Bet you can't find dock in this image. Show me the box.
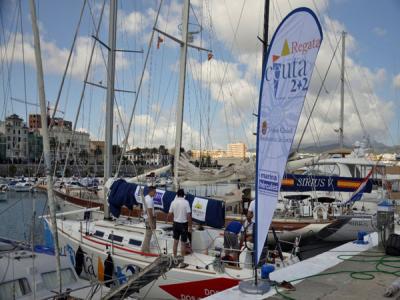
[267,245,397,299]
[206,232,400,300]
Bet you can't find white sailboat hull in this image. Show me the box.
[321,215,376,242]
[52,215,299,299]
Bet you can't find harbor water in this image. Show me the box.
[0,191,48,245]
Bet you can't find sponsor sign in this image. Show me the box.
[255,7,322,264]
[153,189,165,208]
[191,197,208,222]
[134,186,142,203]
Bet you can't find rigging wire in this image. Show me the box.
[0,2,19,118]
[310,0,382,146]
[296,35,342,152]
[49,0,88,131]
[315,78,341,144]
[149,0,173,146]
[206,0,248,144]
[61,0,106,179]
[116,0,164,176]
[3,4,20,117]
[18,0,28,124]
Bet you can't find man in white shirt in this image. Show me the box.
[245,199,255,243]
[141,186,156,253]
[168,189,192,268]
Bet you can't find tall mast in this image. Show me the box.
[28,0,62,293]
[262,0,270,66]
[104,0,118,219]
[339,31,346,148]
[173,0,190,189]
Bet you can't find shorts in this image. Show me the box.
[173,222,188,242]
[224,231,239,250]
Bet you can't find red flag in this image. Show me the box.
[157,36,164,49]
[207,52,213,61]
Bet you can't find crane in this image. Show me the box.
[10,97,65,114]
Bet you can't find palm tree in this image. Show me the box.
[79,149,89,165]
[94,146,102,164]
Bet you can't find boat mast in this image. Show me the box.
[339,31,346,148]
[262,0,270,66]
[255,0,270,285]
[104,0,118,219]
[173,0,190,189]
[28,0,62,293]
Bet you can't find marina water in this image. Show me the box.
[0,191,48,245]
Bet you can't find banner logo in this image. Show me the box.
[259,170,279,196]
[154,190,165,207]
[265,38,321,98]
[261,120,268,135]
[192,197,208,222]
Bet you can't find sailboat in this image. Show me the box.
[0,1,118,299]
[42,2,327,299]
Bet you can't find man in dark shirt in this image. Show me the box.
[224,220,244,261]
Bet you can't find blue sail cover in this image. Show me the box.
[108,179,138,218]
[108,179,225,228]
[280,174,373,193]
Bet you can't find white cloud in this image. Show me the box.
[372,26,387,37]
[393,74,400,89]
[127,113,201,149]
[0,33,130,80]
[186,0,394,148]
[120,11,146,35]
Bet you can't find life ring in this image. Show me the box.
[313,205,328,220]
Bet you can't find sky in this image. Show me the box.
[1,0,399,151]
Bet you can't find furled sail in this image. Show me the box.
[176,153,325,186]
[177,153,255,186]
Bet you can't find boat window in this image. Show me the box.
[108,234,124,243]
[129,239,142,246]
[0,278,31,299]
[93,230,105,238]
[42,268,77,290]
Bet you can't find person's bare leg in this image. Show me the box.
[180,241,186,257]
[173,239,179,257]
